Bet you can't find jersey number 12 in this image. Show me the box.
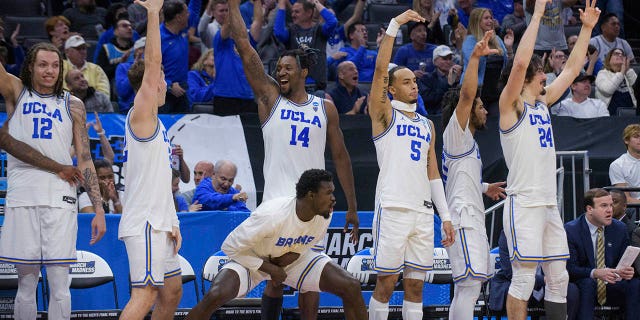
[32,117,53,139]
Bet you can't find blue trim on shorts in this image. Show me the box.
[296,254,325,290]
[165,268,182,278]
[0,257,77,265]
[404,261,433,271]
[452,229,491,282]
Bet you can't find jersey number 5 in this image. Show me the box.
[290,125,310,148]
[32,117,53,139]
[410,140,421,161]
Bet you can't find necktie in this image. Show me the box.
[597,227,606,305]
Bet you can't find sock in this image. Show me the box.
[368,296,389,320]
[260,293,283,320]
[401,300,423,320]
[544,300,567,320]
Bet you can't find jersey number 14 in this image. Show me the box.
[290,125,310,148]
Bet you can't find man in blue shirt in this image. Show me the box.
[393,21,437,78]
[193,160,250,212]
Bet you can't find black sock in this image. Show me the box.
[261,294,283,320]
[544,300,567,320]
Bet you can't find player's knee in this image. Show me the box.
[374,274,398,298]
[132,286,159,304]
[509,272,536,301]
[544,270,569,303]
[335,276,362,299]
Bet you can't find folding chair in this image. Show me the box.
[67,250,118,309]
[177,254,200,302]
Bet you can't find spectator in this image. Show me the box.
[93,3,141,63]
[545,48,571,106]
[161,0,201,113]
[65,69,114,113]
[0,21,24,77]
[173,169,202,212]
[565,188,640,320]
[328,22,378,82]
[172,144,191,184]
[187,49,216,106]
[610,189,636,238]
[553,73,609,119]
[181,160,215,205]
[198,0,229,49]
[45,16,77,53]
[412,0,446,44]
[87,111,115,164]
[79,159,123,214]
[595,0,625,38]
[96,16,135,81]
[63,35,111,96]
[568,35,603,77]
[115,37,145,114]
[419,44,461,115]
[62,0,108,40]
[273,0,338,91]
[595,48,637,116]
[501,0,526,47]
[590,13,634,63]
[460,8,509,115]
[393,21,438,76]
[525,0,577,56]
[450,0,475,28]
[192,160,250,212]
[326,61,368,114]
[325,0,366,63]
[609,124,640,204]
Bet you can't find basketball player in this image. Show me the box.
[226,0,358,318]
[0,42,106,319]
[118,0,183,318]
[441,30,506,319]
[367,10,455,320]
[187,169,367,320]
[498,0,600,319]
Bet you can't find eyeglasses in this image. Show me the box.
[611,51,625,57]
[554,54,566,59]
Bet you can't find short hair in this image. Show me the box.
[441,86,481,128]
[299,0,315,12]
[347,21,365,38]
[603,47,625,71]
[622,124,640,148]
[388,65,409,86]
[44,16,71,40]
[105,2,129,29]
[609,189,627,205]
[127,60,145,92]
[21,42,65,98]
[601,12,618,26]
[296,169,333,199]
[500,55,544,90]
[584,188,610,210]
[279,48,318,72]
[94,159,112,171]
[163,0,187,23]
[214,160,237,175]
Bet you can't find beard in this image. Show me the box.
[470,114,486,131]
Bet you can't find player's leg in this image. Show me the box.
[46,265,72,320]
[449,278,482,320]
[187,262,258,319]
[261,280,284,320]
[298,291,319,320]
[507,259,538,320]
[318,262,367,320]
[541,208,570,320]
[121,285,159,319]
[14,265,40,320]
[151,249,183,320]
[401,270,426,320]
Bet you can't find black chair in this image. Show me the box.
[192,103,214,114]
[2,16,49,44]
[0,0,44,17]
[617,107,636,117]
[67,250,119,309]
[177,254,200,302]
[367,4,411,24]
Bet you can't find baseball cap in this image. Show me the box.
[65,35,86,50]
[433,45,454,62]
[573,72,595,84]
[134,37,146,51]
[407,21,428,37]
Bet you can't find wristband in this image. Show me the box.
[430,179,451,222]
[97,130,105,136]
[482,182,489,193]
[386,18,400,37]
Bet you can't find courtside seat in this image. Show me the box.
[68,250,118,309]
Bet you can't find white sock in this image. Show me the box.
[402,300,423,320]
[46,265,71,320]
[369,296,389,320]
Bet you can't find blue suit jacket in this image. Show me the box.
[565,214,630,282]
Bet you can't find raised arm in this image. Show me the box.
[0,53,23,115]
[70,96,106,245]
[546,0,600,105]
[499,0,548,126]
[248,0,264,41]
[369,10,424,137]
[342,0,366,39]
[129,0,163,138]
[228,0,280,123]
[456,30,499,128]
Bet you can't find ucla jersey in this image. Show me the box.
[6,89,75,208]
[261,94,327,201]
[374,109,433,213]
[500,101,557,206]
[119,110,178,238]
[442,112,484,226]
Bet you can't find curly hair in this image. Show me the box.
[499,54,544,91]
[279,47,319,72]
[441,86,481,129]
[20,42,64,98]
[296,169,333,199]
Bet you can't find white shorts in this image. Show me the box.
[223,250,332,298]
[372,204,434,274]
[0,206,77,265]
[447,227,492,282]
[503,195,569,262]
[123,223,181,287]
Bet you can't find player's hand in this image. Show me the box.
[485,181,507,201]
[532,0,552,18]
[58,165,84,186]
[189,200,202,212]
[170,226,182,254]
[472,30,499,58]
[262,261,287,285]
[394,10,425,26]
[579,0,601,29]
[90,212,107,245]
[134,0,164,12]
[344,209,360,244]
[270,252,300,267]
[441,221,455,247]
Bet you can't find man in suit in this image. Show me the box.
[611,189,637,237]
[565,188,640,320]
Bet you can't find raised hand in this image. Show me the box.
[134,0,163,12]
[579,0,601,29]
[10,24,20,47]
[472,30,500,57]
[503,29,514,49]
[533,0,552,17]
[395,9,426,25]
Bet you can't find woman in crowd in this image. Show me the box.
[187,49,216,107]
[412,0,446,44]
[45,16,76,53]
[595,48,637,115]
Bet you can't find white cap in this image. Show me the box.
[65,35,86,50]
[387,63,398,72]
[432,45,454,62]
[133,37,146,51]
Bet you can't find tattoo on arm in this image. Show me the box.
[0,125,62,173]
[379,76,389,103]
[83,168,102,208]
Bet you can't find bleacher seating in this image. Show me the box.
[2,16,49,45]
[367,4,411,24]
[0,0,45,17]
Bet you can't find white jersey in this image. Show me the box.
[262,94,327,201]
[500,101,557,206]
[222,197,331,272]
[119,110,178,238]
[442,112,484,227]
[6,89,75,209]
[374,109,433,213]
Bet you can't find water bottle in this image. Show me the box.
[395,30,403,46]
[170,145,180,170]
